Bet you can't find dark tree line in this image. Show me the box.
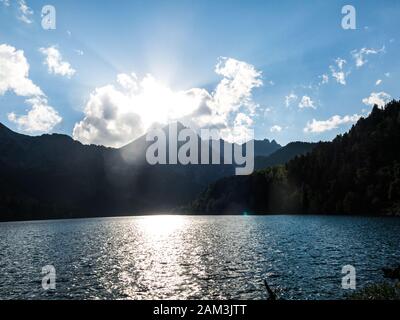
[191,100,400,216]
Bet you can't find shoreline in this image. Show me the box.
[1,212,400,224]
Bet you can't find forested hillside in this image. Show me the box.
[191,101,400,216]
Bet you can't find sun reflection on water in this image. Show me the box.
[109,215,199,299]
[137,215,186,237]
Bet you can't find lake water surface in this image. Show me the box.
[0,215,399,300]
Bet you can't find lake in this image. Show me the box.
[0,215,399,300]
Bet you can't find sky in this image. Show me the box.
[0,0,399,147]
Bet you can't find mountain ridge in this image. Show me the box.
[0,121,294,221]
[190,101,400,216]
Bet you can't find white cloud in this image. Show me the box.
[230,112,255,143]
[73,57,263,147]
[362,92,391,109]
[39,46,76,78]
[0,43,61,133]
[8,97,62,132]
[304,114,361,133]
[330,58,348,85]
[375,79,382,86]
[320,74,329,85]
[17,0,33,24]
[117,72,138,91]
[211,56,262,116]
[351,46,385,68]
[270,125,282,133]
[0,44,43,96]
[285,93,297,107]
[72,85,145,147]
[298,95,316,109]
[336,58,346,70]
[234,112,253,127]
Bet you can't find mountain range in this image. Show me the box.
[4,100,398,221]
[0,121,313,221]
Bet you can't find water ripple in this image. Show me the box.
[0,215,399,300]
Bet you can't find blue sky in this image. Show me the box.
[0,0,399,147]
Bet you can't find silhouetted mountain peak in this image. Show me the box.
[254,141,317,170]
[253,138,282,157]
[0,122,17,135]
[39,133,76,144]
